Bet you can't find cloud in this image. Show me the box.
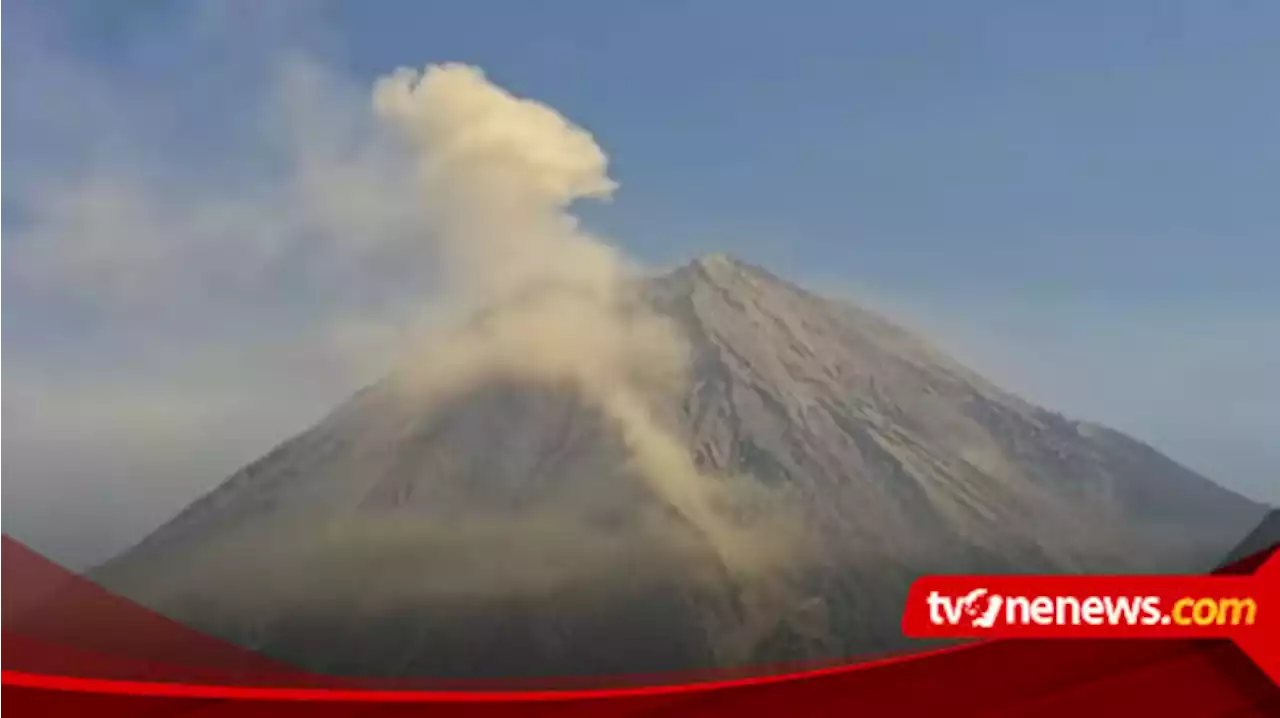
[9,59,427,317]
[3,10,437,566]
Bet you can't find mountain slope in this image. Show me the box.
[94,253,1267,677]
[650,255,1260,573]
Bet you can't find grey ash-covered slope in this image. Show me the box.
[649,254,1261,572]
[94,253,1267,678]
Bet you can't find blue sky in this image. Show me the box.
[4,0,1277,566]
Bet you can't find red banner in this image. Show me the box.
[4,535,1277,714]
[903,553,1280,682]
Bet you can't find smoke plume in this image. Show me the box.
[366,63,787,577]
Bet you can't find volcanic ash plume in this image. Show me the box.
[372,63,622,305]
[368,63,793,576]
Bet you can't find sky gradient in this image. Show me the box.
[4,0,1277,568]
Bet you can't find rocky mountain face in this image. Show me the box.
[94,254,1267,678]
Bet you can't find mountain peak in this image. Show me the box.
[661,252,778,292]
[692,251,742,269]
[682,252,750,284]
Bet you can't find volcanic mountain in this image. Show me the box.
[94,253,1267,678]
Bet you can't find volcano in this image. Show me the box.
[94,253,1266,678]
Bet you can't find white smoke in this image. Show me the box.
[372,63,622,303]
[367,63,790,577]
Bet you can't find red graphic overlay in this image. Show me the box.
[3,535,1277,715]
[902,553,1280,683]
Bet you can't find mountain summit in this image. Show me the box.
[95,254,1266,677]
